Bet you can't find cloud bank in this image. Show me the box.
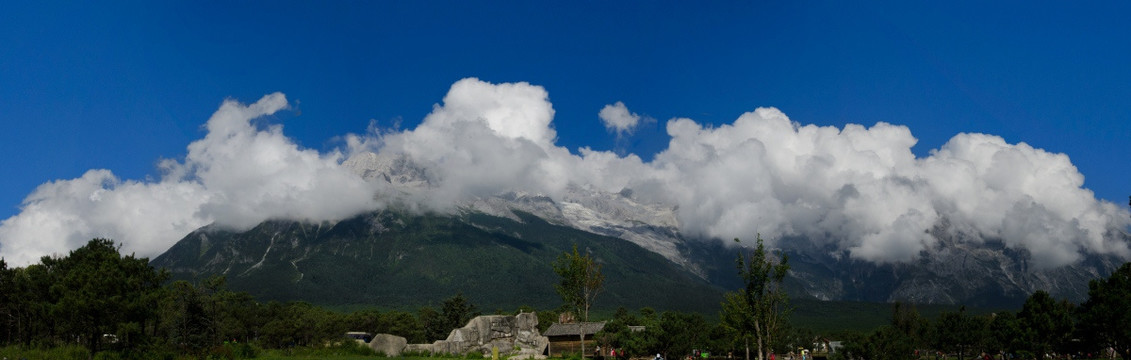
[0,93,379,266]
[350,78,1131,268]
[2,78,1128,269]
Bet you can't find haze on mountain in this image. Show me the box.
[1,78,1127,283]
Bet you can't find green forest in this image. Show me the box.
[1,238,1129,360]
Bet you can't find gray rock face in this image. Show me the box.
[369,334,408,357]
[337,151,1131,307]
[780,226,1127,306]
[343,151,694,278]
[404,343,434,354]
[420,312,548,358]
[342,152,432,188]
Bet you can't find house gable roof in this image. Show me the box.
[543,322,607,337]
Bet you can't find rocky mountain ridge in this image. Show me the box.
[342,152,695,274]
[151,206,724,311]
[338,151,1128,307]
[151,151,1128,309]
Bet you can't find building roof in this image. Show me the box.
[543,322,607,337]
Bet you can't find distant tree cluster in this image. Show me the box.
[833,263,1131,360]
[598,306,722,359]
[0,239,165,354]
[590,235,801,360]
[0,238,490,359]
[595,306,816,360]
[2,237,1130,360]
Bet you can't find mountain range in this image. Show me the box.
[150,152,1128,311]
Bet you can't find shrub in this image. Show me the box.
[0,345,92,360]
[561,351,584,360]
[402,349,435,357]
[62,345,93,360]
[228,342,258,359]
[206,344,235,360]
[94,351,124,360]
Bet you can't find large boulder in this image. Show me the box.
[405,343,434,354]
[514,312,547,354]
[418,312,548,358]
[369,334,408,357]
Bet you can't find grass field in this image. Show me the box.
[256,354,386,360]
[0,299,1012,360]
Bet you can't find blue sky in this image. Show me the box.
[1,2,1129,263]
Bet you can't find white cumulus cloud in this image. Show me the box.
[3,78,1128,270]
[599,101,642,136]
[351,78,1131,268]
[0,93,379,266]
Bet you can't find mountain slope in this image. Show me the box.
[151,151,1128,310]
[774,228,1126,308]
[151,209,724,312]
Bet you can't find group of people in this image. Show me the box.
[594,346,631,360]
[592,345,666,360]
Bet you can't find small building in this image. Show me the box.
[544,322,607,357]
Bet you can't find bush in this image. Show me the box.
[560,351,584,360]
[125,346,179,360]
[207,344,235,360]
[400,348,429,357]
[200,342,259,360]
[224,342,258,359]
[94,351,124,360]
[62,345,93,360]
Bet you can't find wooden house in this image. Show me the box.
[544,322,607,357]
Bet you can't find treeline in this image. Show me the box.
[833,263,1131,360]
[0,238,548,359]
[595,307,821,360]
[2,238,1130,360]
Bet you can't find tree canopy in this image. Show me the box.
[8,239,168,353]
[554,244,604,358]
[1018,290,1074,358]
[554,244,604,323]
[1079,262,1131,360]
[722,235,790,360]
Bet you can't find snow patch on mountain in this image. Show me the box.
[341,150,1128,304]
[342,151,700,276]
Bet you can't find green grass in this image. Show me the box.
[0,345,92,360]
[260,357,493,360]
[257,356,488,360]
[256,354,379,360]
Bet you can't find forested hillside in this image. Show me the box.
[152,209,724,313]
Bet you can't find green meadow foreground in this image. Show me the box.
[1,342,426,360]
